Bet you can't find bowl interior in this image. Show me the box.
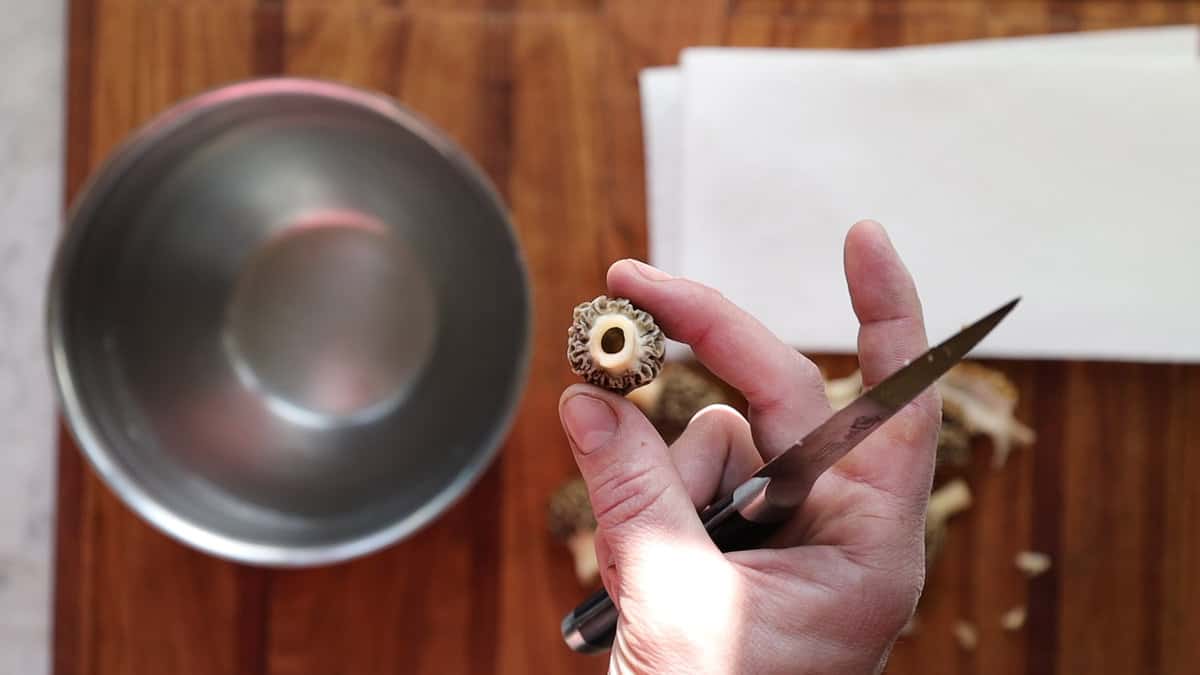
[52,82,529,563]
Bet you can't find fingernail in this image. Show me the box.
[562,395,617,455]
[630,259,672,281]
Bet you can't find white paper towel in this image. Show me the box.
[676,54,1200,361]
[640,26,1200,362]
[643,26,1199,274]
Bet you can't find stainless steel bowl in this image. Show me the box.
[47,79,531,566]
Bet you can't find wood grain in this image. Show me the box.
[54,2,1200,674]
[56,2,277,675]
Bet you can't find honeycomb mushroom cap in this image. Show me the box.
[567,295,665,394]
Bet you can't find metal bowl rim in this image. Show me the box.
[46,77,532,567]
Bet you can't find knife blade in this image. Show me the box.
[561,298,1019,654]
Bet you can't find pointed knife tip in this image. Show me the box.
[993,296,1021,319]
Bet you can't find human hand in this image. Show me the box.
[557,220,941,674]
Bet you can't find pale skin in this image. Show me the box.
[558,220,941,674]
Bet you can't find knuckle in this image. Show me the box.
[791,350,824,383]
[791,351,830,401]
[671,283,724,348]
[695,281,728,306]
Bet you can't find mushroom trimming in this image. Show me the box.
[567,295,665,394]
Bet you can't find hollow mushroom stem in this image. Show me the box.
[567,295,665,393]
[588,312,639,373]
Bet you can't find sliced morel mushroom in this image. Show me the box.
[567,295,665,394]
[627,363,731,443]
[547,477,599,586]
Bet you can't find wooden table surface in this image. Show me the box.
[54,1,1200,674]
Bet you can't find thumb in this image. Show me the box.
[559,384,717,601]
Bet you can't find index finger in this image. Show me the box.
[607,260,830,458]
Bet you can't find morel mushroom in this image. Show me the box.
[627,363,731,443]
[568,296,665,394]
[548,478,599,585]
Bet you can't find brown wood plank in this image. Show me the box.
[375,0,604,11]
[1160,366,1200,675]
[56,1,1200,674]
[1055,364,1166,674]
[731,0,876,16]
[55,2,276,675]
[500,13,617,674]
[54,0,98,670]
[1025,362,1067,675]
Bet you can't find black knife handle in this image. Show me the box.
[560,477,788,653]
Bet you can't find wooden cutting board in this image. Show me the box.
[55,1,1200,674]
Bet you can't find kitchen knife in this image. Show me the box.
[561,298,1019,653]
